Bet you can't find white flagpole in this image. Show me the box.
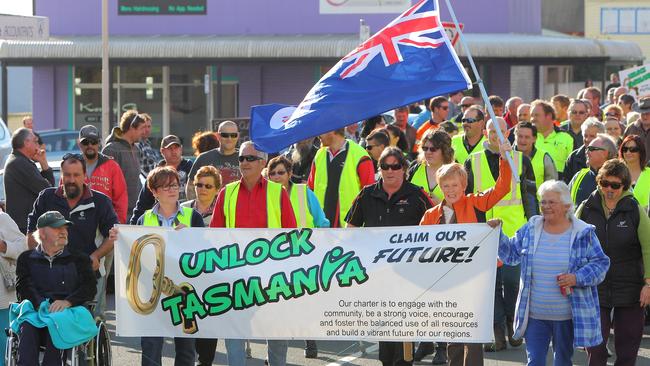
[443,0,519,183]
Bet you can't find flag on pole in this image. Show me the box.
[250,0,472,152]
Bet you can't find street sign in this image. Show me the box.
[118,0,206,15]
[442,21,463,46]
[0,14,49,41]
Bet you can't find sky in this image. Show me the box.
[0,0,33,16]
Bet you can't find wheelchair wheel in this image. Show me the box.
[93,321,111,366]
[4,330,17,366]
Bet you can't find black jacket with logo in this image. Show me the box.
[577,190,643,307]
[345,180,433,227]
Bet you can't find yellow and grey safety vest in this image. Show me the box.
[313,139,369,227]
[409,163,444,202]
[143,206,194,227]
[289,183,315,228]
[223,180,283,228]
[470,150,526,237]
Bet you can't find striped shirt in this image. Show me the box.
[530,228,572,320]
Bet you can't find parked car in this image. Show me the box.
[38,129,81,161]
[0,119,11,168]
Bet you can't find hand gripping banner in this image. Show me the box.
[115,224,498,342]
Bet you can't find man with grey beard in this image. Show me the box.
[25,154,118,317]
[285,137,319,184]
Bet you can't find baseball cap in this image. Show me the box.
[639,97,650,113]
[79,125,100,142]
[36,211,73,229]
[161,135,182,148]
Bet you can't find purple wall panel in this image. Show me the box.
[36,0,541,36]
[32,66,55,130]
[260,63,314,106]
[54,66,69,130]
[222,64,261,117]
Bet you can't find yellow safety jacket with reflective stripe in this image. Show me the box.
[452,134,485,164]
[289,183,315,228]
[570,168,591,205]
[223,180,283,228]
[313,140,369,227]
[632,168,650,212]
[470,150,526,237]
[409,163,444,202]
[529,148,548,191]
[143,206,194,227]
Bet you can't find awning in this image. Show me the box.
[0,33,643,63]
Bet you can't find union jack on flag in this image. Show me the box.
[340,0,445,79]
[250,0,472,153]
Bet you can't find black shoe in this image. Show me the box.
[431,345,447,365]
[305,340,318,358]
[414,342,435,361]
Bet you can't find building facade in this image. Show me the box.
[0,0,643,153]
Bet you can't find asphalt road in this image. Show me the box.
[105,294,650,365]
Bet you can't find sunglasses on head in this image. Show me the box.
[461,117,481,124]
[421,146,439,152]
[380,162,402,171]
[599,179,623,190]
[80,139,99,146]
[586,145,606,152]
[62,153,84,162]
[195,183,215,189]
[238,155,262,162]
[219,132,238,139]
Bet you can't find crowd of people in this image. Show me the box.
[0,83,649,366]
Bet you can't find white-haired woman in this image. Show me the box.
[491,180,610,365]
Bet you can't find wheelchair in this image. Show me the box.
[4,302,111,366]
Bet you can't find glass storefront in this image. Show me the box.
[73,64,238,155]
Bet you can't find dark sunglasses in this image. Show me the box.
[461,117,481,124]
[380,163,403,171]
[460,104,472,108]
[605,112,620,118]
[238,155,262,162]
[195,183,215,189]
[365,145,377,151]
[62,153,84,162]
[219,132,238,139]
[570,110,587,115]
[586,146,606,152]
[80,139,99,146]
[268,170,287,177]
[421,146,439,152]
[622,146,640,153]
[439,106,449,110]
[599,179,623,190]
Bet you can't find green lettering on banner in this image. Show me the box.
[320,247,355,291]
[182,291,208,321]
[161,294,184,326]
[336,258,369,287]
[204,283,232,316]
[629,67,646,78]
[233,277,266,309]
[265,272,293,302]
[291,265,320,296]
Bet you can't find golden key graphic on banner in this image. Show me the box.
[125,234,198,334]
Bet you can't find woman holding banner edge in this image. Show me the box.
[346,146,434,366]
[494,180,609,365]
[419,140,512,366]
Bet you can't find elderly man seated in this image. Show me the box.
[15,211,97,365]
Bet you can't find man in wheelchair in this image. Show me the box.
[14,211,97,365]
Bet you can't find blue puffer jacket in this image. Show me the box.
[498,215,610,347]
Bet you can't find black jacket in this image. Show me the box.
[346,180,433,227]
[563,145,587,185]
[577,190,644,307]
[129,158,193,224]
[16,247,97,307]
[3,150,54,232]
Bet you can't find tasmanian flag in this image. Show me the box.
[250,0,471,152]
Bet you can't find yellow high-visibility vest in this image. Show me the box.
[223,180,283,228]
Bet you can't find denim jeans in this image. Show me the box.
[524,318,573,366]
[224,339,287,366]
[141,337,195,366]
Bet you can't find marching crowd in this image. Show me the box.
[1,80,650,366]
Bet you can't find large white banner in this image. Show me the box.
[115,224,498,342]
